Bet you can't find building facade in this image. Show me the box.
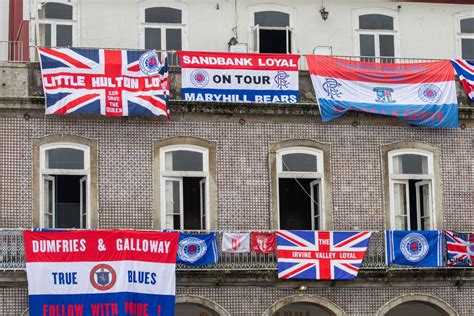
[1,0,474,315]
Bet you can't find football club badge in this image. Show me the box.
[251,232,276,254]
[373,87,395,103]
[139,50,162,76]
[176,232,219,266]
[385,231,443,267]
[418,84,442,103]
[190,69,210,88]
[89,264,117,291]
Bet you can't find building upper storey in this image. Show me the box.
[1,0,474,62]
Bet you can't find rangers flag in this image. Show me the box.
[38,48,169,117]
[451,59,474,101]
[23,230,179,315]
[276,231,371,280]
[445,231,474,267]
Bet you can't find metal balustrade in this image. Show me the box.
[2,229,386,271]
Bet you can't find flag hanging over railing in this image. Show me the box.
[38,48,169,117]
[306,55,458,128]
[451,59,474,101]
[276,230,371,280]
[445,231,474,267]
[177,51,300,104]
[23,230,178,316]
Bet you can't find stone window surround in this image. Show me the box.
[381,141,443,230]
[269,139,333,230]
[32,134,98,229]
[262,294,347,316]
[153,136,217,230]
[176,295,231,316]
[376,293,458,316]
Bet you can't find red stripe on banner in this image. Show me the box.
[54,93,100,114]
[136,95,169,115]
[177,51,300,71]
[280,263,314,279]
[277,249,367,260]
[306,55,454,84]
[276,231,307,247]
[340,262,359,273]
[336,232,369,248]
[23,230,179,263]
[39,48,92,69]
[447,244,467,253]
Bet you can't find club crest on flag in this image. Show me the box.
[139,50,162,76]
[89,263,117,291]
[322,78,342,99]
[178,237,207,263]
[418,84,442,103]
[373,87,395,103]
[274,71,290,89]
[400,233,429,262]
[190,69,210,87]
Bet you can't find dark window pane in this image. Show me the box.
[145,28,161,50]
[279,179,313,230]
[393,154,428,174]
[166,28,182,50]
[462,38,474,61]
[56,24,72,47]
[282,153,317,172]
[44,3,73,20]
[359,14,393,30]
[40,24,52,46]
[259,29,288,54]
[165,150,203,171]
[360,34,375,56]
[145,7,181,23]
[255,11,289,27]
[380,34,394,57]
[46,148,84,169]
[460,18,474,33]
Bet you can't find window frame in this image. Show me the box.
[352,8,400,60]
[269,140,333,230]
[454,11,474,59]
[139,1,188,51]
[248,4,296,54]
[382,142,443,231]
[35,0,79,47]
[154,137,217,230]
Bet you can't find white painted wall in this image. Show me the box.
[0,0,9,60]
[30,0,474,59]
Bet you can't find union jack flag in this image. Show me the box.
[445,231,474,267]
[451,59,474,101]
[276,230,371,280]
[38,47,169,117]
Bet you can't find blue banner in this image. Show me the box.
[177,232,219,266]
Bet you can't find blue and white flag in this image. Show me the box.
[385,230,444,267]
[176,232,219,266]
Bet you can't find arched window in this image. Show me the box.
[249,5,294,54]
[455,12,474,60]
[270,140,333,231]
[40,143,89,228]
[37,1,76,47]
[388,149,436,230]
[377,294,458,316]
[353,8,398,62]
[140,4,187,50]
[154,137,216,230]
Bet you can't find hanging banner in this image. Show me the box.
[23,230,178,316]
[177,51,300,103]
[276,230,371,280]
[306,55,458,128]
[445,231,474,267]
[451,59,474,101]
[38,48,169,117]
[176,232,219,266]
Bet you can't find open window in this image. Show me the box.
[276,147,324,230]
[455,12,474,60]
[388,150,436,230]
[39,144,89,228]
[37,2,76,47]
[140,5,186,51]
[353,8,398,62]
[159,146,209,230]
[250,9,293,53]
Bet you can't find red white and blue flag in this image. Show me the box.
[38,48,169,117]
[23,230,178,316]
[276,230,371,280]
[451,59,474,101]
[177,51,299,103]
[445,231,474,267]
[306,56,458,128]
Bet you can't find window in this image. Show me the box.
[249,5,294,54]
[269,140,333,231]
[38,2,76,47]
[141,5,186,50]
[40,144,89,228]
[353,8,398,62]
[154,137,217,230]
[384,144,443,231]
[455,12,474,60]
[33,135,97,229]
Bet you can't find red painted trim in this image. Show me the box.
[8,0,29,61]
